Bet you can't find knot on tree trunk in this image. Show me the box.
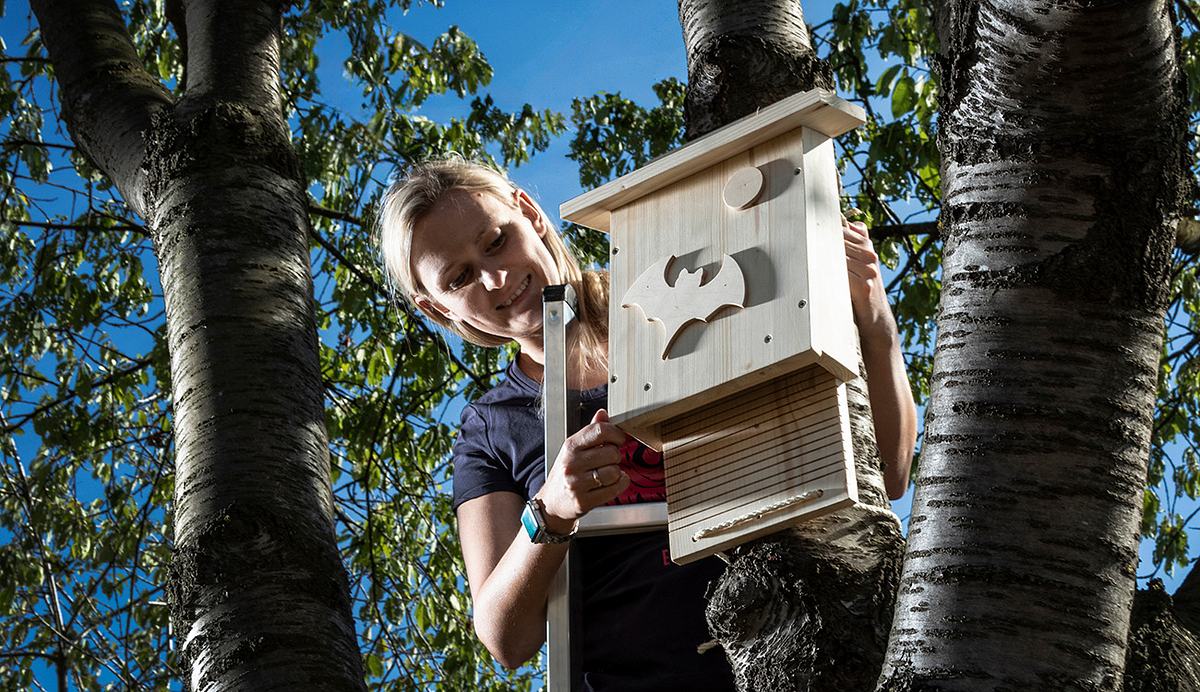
[706,508,904,691]
[143,101,301,222]
[167,504,359,691]
[1123,579,1200,692]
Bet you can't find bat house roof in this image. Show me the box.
[559,89,865,233]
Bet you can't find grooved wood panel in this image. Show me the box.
[664,365,858,564]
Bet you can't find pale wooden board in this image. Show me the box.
[620,253,746,360]
[665,371,843,509]
[605,127,858,448]
[664,397,843,495]
[662,366,858,564]
[668,440,847,524]
[664,409,843,503]
[560,89,865,232]
[660,364,827,443]
[722,166,765,209]
[802,127,860,379]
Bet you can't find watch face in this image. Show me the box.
[520,502,541,542]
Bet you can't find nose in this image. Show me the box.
[479,261,507,291]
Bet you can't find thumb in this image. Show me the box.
[591,408,610,424]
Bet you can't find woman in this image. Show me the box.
[377,158,916,690]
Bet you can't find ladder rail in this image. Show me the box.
[542,285,668,692]
[543,285,580,692]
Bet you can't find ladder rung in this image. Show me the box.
[576,502,668,537]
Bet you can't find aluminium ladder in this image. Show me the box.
[542,284,668,692]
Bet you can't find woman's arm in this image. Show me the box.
[843,217,919,500]
[457,409,630,668]
[457,491,566,668]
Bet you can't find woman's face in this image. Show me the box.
[411,187,558,348]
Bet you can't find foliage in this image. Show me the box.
[1,0,1199,689]
[0,0,559,688]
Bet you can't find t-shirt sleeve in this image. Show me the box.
[451,403,524,511]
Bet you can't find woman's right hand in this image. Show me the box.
[537,408,631,532]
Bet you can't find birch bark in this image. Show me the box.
[30,0,364,688]
[881,1,1192,688]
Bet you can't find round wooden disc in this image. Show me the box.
[723,166,765,210]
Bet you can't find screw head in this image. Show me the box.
[798,300,807,309]
[611,375,618,383]
[764,334,772,343]
[643,382,652,391]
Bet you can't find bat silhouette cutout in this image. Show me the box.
[621,254,746,360]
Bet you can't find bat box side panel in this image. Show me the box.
[662,364,858,564]
[802,130,859,383]
[607,128,821,446]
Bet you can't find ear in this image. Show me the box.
[514,187,550,238]
[415,294,457,322]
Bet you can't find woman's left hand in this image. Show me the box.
[842,213,895,341]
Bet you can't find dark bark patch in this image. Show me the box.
[707,518,903,691]
[167,503,359,690]
[1124,580,1200,692]
[143,101,302,222]
[684,34,832,140]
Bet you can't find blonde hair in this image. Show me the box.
[376,157,609,378]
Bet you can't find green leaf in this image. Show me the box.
[876,64,903,95]
[891,73,917,118]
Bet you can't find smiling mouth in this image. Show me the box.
[497,275,531,310]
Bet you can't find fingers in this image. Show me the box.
[541,409,634,520]
[846,257,881,282]
[570,442,622,474]
[569,408,628,450]
[571,463,626,494]
[842,217,869,237]
[844,239,878,265]
[543,461,630,519]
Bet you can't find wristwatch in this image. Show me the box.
[521,497,576,544]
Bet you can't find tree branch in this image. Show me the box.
[2,138,74,152]
[2,357,152,434]
[0,57,51,65]
[871,221,939,242]
[8,218,149,237]
[30,0,172,218]
[1178,218,1200,254]
[309,201,365,228]
[1177,0,1200,32]
[178,0,283,115]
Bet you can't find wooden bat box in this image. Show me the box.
[561,89,867,564]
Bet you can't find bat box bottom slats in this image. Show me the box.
[663,364,858,564]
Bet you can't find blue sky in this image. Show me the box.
[370,0,696,217]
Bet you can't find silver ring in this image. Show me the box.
[591,468,602,489]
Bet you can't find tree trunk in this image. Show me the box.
[678,2,905,689]
[881,1,1190,688]
[680,0,831,140]
[31,1,365,689]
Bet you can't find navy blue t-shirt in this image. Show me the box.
[451,360,736,692]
